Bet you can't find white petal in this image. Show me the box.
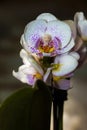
[74,12,87,40]
[46,20,71,48]
[13,64,40,85]
[59,38,75,54]
[52,54,78,76]
[74,12,85,22]
[20,49,31,65]
[24,20,47,46]
[12,70,28,83]
[36,13,57,22]
[64,20,77,39]
[73,36,83,51]
[19,65,36,75]
[20,34,31,53]
[20,49,44,75]
[78,20,87,40]
[69,52,80,60]
[43,68,52,82]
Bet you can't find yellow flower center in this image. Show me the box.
[35,73,42,79]
[52,63,65,81]
[38,34,55,53]
[38,45,55,53]
[52,63,63,72]
[53,76,65,81]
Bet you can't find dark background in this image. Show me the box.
[0,0,87,130]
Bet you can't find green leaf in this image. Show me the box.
[0,80,52,130]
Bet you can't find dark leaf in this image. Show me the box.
[0,80,52,130]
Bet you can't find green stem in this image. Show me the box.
[53,100,64,130]
[51,88,67,130]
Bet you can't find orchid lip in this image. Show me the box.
[30,36,61,55]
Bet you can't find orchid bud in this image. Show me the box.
[74,12,87,41]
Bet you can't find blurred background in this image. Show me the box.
[0,0,87,130]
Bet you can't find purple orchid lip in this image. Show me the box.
[52,37,61,49]
[29,36,62,56]
[29,36,74,56]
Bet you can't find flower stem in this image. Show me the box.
[51,88,67,130]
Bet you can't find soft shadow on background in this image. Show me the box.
[0,0,87,130]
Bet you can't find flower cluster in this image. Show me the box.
[13,12,87,90]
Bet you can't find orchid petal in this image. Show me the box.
[13,64,43,85]
[20,34,31,53]
[20,49,44,75]
[73,36,83,51]
[13,67,28,84]
[53,79,71,90]
[64,20,77,39]
[58,38,75,54]
[19,65,36,75]
[20,49,31,65]
[78,20,87,40]
[19,65,41,85]
[24,20,47,46]
[13,69,34,85]
[78,46,87,66]
[74,12,85,25]
[52,54,78,76]
[43,68,52,82]
[46,20,71,48]
[74,12,87,40]
[69,52,80,60]
[36,13,57,22]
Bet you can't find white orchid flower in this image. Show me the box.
[20,13,75,57]
[74,12,87,41]
[13,49,44,85]
[52,52,80,77]
[43,52,80,89]
[44,51,79,88]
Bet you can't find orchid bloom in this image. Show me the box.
[43,52,80,89]
[20,13,75,57]
[74,12,87,41]
[13,49,44,85]
[53,52,80,89]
